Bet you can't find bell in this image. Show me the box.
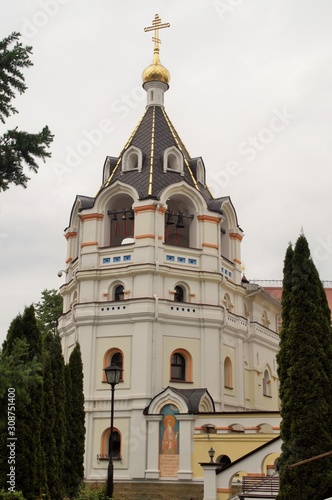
[111,212,117,222]
[166,211,175,225]
[121,210,127,221]
[176,212,185,229]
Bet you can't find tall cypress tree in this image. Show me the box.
[63,363,73,497]
[0,306,46,499]
[66,343,85,498]
[48,333,66,497]
[277,234,332,499]
[42,340,57,500]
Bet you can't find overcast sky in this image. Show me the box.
[1,0,332,344]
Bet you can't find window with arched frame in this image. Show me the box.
[103,348,124,382]
[164,195,195,248]
[100,427,122,460]
[106,193,135,248]
[174,285,185,302]
[114,284,124,301]
[224,357,233,389]
[170,349,192,382]
[263,369,271,397]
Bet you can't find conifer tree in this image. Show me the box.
[42,340,57,500]
[34,289,63,337]
[0,306,46,499]
[63,363,73,497]
[66,343,86,498]
[47,333,66,497]
[0,32,53,191]
[277,234,332,500]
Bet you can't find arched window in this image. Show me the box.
[100,427,121,460]
[163,146,183,174]
[174,285,184,302]
[103,349,124,382]
[109,430,121,459]
[114,284,124,301]
[224,357,233,389]
[262,310,270,328]
[122,145,142,172]
[171,353,185,381]
[170,349,192,382]
[223,293,232,310]
[263,369,271,397]
[216,454,231,469]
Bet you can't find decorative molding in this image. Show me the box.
[81,241,98,247]
[65,257,73,264]
[65,231,77,240]
[197,215,220,223]
[81,213,104,221]
[202,243,218,249]
[135,234,155,239]
[229,232,243,241]
[233,258,241,264]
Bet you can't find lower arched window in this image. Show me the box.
[99,427,121,460]
[103,349,124,382]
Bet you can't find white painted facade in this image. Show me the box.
[58,46,281,487]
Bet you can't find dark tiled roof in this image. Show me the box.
[101,106,217,206]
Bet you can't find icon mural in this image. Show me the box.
[159,404,180,477]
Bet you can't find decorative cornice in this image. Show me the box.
[81,213,104,222]
[202,243,218,249]
[65,231,77,240]
[81,241,98,247]
[229,232,243,241]
[135,234,155,240]
[197,215,220,223]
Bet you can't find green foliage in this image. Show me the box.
[0,299,85,500]
[65,344,86,498]
[277,234,332,500]
[0,490,26,499]
[34,289,63,337]
[72,483,108,500]
[0,32,53,191]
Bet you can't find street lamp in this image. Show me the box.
[104,364,122,499]
[208,447,215,463]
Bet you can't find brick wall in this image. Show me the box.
[113,481,204,500]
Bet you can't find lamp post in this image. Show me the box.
[208,447,215,463]
[104,364,122,499]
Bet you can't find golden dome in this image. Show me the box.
[142,51,170,85]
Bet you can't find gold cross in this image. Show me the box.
[144,14,170,53]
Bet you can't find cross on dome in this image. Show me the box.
[144,14,170,55]
[142,14,171,86]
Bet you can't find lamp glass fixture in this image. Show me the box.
[208,447,215,463]
[104,364,122,385]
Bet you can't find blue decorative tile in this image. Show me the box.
[188,258,197,265]
[113,256,121,263]
[166,255,175,261]
[123,255,131,261]
[103,258,111,264]
[177,257,185,263]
